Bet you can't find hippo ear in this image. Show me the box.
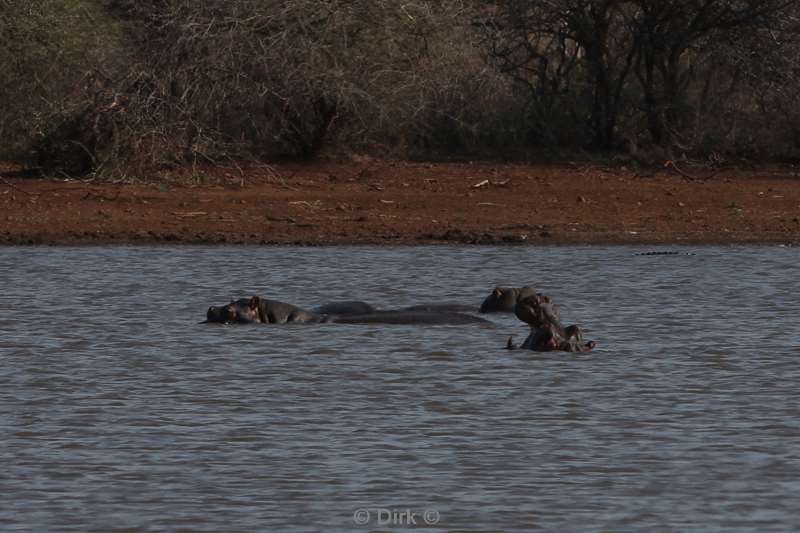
[248,296,261,310]
[519,286,535,297]
[493,287,504,297]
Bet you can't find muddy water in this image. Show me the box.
[1,245,798,532]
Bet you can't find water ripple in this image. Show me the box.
[1,245,798,531]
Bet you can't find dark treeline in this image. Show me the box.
[1,0,799,178]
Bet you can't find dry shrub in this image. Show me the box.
[4,0,800,177]
[0,0,123,160]
[18,0,514,176]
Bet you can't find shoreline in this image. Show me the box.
[1,236,796,247]
[2,160,799,246]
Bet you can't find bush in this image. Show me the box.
[0,0,123,161]
[3,0,800,177]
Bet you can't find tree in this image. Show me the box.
[486,0,638,149]
[629,0,800,147]
[486,0,800,151]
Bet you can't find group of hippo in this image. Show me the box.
[205,286,595,352]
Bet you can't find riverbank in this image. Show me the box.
[1,160,799,245]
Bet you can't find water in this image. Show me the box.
[1,245,798,532]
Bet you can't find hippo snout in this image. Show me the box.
[205,299,262,323]
[206,305,228,323]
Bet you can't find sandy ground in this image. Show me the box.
[1,160,799,245]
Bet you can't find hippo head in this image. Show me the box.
[479,286,535,313]
[206,296,263,324]
[514,293,561,328]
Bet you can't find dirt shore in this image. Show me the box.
[1,160,799,245]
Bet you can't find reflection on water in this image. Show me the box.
[1,245,799,532]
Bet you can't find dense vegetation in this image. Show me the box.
[1,0,799,178]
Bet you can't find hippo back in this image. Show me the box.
[312,301,377,315]
[256,298,322,323]
[401,303,477,314]
[329,310,490,325]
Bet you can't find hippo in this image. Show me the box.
[401,303,477,313]
[314,286,534,317]
[479,286,536,313]
[315,300,476,315]
[206,296,490,326]
[206,296,325,324]
[507,293,595,352]
[312,301,377,315]
[330,309,488,325]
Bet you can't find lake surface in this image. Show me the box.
[1,245,798,532]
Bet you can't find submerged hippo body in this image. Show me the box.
[479,286,536,313]
[330,310,489,325]
[206,296,489,326]
[509,293,595,352]
[400,303,477,314]
[314,300,477,316]
[206,296,324,324]
[312,301,377,315]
